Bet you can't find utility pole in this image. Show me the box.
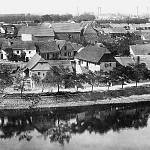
[136,6,139,18]
[98,7,101,18]
[77,6,79,16]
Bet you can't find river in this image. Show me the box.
[0,103,150,150]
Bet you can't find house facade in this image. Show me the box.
[24,53,52,79]
[75,45,116,73]
[56,40,79,60]
[36,40,60,60]
[1,40,37,61]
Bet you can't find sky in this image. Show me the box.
[1,0,150,16]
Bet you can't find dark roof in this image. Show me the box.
[75,45,111,63]
[52,23,81,33]
[2,40,36,50]
[18,24,54,37]
[36,40,59,53]
[47,60,73,72]
[130,44,150,55]
[115,57,135,66]
[25,53,46,70]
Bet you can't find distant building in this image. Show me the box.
[17,24,55,41]
[51,23,82,43]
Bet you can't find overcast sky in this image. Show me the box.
[1,0,150,15]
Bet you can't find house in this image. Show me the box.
[0,49,7,60]
[75,45,116,73]
[56,40,82,60]
[35,40,60,60]
[102,27,127,38]
[23,53,52,79]
[115,57,135,67]
[1,40,37,61]
[82,24,98,44]
[130,44,150,69]
[51,23,82,43]
[17,24,55,41]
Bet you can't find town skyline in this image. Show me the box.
[0,0,150,16]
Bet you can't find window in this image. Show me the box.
[64,46,67,50]
[29,51,31,54]
[38,72,40,75]
[1,54,3,59]
[17,50,19,54]
[68,52,71,56]
[46,53,49,60]
[43,73,45,76]
[78,61,81,65]
[64,52,67,56]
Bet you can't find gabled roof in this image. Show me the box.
[71,43,83,51]
[130,44,150,55]
[18,24,55,37]
[115,57,135,67]
[51,23,82,33]
[35,40,59,53]
[55,40,66,50]
[2,40,36,50]
[75,45,111,63]
[24,53,46,70]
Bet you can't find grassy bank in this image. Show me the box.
[3,84,150,101]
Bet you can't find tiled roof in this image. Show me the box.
[130,44,150,55]
[51,23,82,33]
[71,43,83,51]
[47,60,73,72]
[75,45,111,63]
[103,27,127,34]
[25,53,46,70]
[2,40,36,50]
[18,24,55,37]
[115,57,135,66]
[35,40,59,53]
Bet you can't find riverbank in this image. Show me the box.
[1,82,150,110]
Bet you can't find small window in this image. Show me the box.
[64,46,67,50]
[17,50,19,54]
[29,51,31,54]
[64,52,67,56]
[38,72,40,75]
[43,73,45,76]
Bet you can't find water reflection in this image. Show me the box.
[0,104,150,145]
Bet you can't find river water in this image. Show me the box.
[0,103,150,150]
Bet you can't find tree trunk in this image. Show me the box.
[57,84,60,92]
[136,81,138,87]
[92,85,93,92]
[121,80,124,89]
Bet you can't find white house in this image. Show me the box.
[75,45,116,74]
[1,40,37,61]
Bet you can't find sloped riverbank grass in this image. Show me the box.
[1,84,150,110]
